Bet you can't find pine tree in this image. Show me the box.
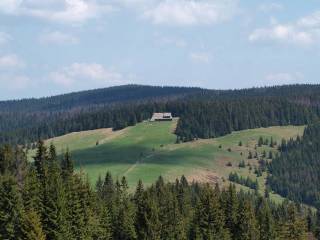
[223,184,239,239]
[42,143,68,239]
[103,171,115,205]
[315,208,320,240]
[237,200,259,240]
[0,145,14,175]
[22,167,42,214]
[134,181,160,240]
[66,174,90,239]
[257,200,276,240]
[113,177,137,240]
[61,149,73,180]
[177,176,192,224]
[100,206,113,240]
[193,184,230,239]
[162,190,186,240]
[96,175,103,198]
[279,204,307,240]
[21,209,46,240]
[0,175,24,240]
[33,140,48,182]
[92,205,112,240]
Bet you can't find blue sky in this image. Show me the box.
[0,0,319,100]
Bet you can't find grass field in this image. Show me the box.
[28,119,304,199]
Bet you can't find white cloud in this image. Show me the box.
[298,11,320,28]
[39,31,78,45]
[190,52,211,63]
[0,32,12,45]
[0,74,30,90]
[143,0,238,26]
[0,0,238,26]
[49,63,125,87]
[0,54,25,68]
[154,33,187,48]
[161,37,187,48]
[259,3,283,13]
[265,72,304,84]
[0,0,20,14]
[249,11,320,46]
[0,0,114,24]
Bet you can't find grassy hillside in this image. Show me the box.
[28,120,304,196]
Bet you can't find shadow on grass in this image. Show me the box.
[67,140,214,168]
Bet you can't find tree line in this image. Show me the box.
[1,142,320,239]
[2,94,320,146]
[175,97,319,141]
[2,84,320,145]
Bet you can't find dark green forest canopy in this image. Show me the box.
[268,121,320,208]
[0,143,318,240]
[1,84,320,145]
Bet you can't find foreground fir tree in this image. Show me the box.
[113,177,137,240]
[279,204,307,240]
[257,199,276,240]
[21,209,46,240]
[192,184,230,240]
[0,175,24,239]
[0,143,314,240]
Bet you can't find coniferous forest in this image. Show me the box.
[1,84,320,239]
[1,84,320,145]
[268,121,320,208]
[0,142,319,240]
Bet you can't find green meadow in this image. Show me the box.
[28,119,304,198]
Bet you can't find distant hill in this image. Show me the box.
[2,83,320,112]
[0,85,204,112]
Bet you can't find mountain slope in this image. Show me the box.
[28,120,304,198]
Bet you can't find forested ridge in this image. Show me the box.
[175,97,319,141]
[0,85,204,112]
[268,121,320,208]
[0,142,319,240]
[1,84,320,145]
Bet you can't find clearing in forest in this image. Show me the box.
[28,119,304,201]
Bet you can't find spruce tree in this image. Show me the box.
[22,167,42,214]
[21,209,46,240]
[61,149,73,180]
[42,144,68,239]
[135,181,161,240]
[223,184,239,239]
[315,208,320,240]
[0,175,24,240]
[237,200,259,240]
[279,204,307,240]
[103,171,115,204]
[33,140,48,182]
[113,177,137,240]
[257,200,276,240]
[193,184,229,239]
